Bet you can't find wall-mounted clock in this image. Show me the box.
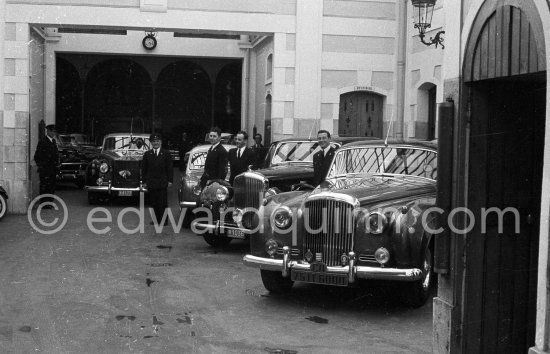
[142,33,157,50]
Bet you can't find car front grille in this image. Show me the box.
[233,173,265,227]
[112,160,140,187]
[303,198,355,266]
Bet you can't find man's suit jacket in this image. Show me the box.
[34,137,59,175]
[142,148,174,189]
[201,143,228,187]
[228,146,256,185]
[312,146,335,186]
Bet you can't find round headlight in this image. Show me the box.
[273,206,293,230]
[366,211,389,234]
[216,186,229,201]
[99,162,109,173]
[96,177,104,186]
[232,208,243,224]
[264,239,278,256]
[374,247,390,265]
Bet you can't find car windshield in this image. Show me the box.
[189,151,207,170]
[103,136,151,152]
[270,141,338,166]
[328,146,437,180]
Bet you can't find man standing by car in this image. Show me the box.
[312,130,335,186]
[142,133,173,225]
[200,127,228,189]
[34,124,59,207]
[228,131,256,185]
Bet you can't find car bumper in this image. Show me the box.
[57,172,85,181]
[84,185,147,194]
[179,201,196,209]
[242,247,423,283]
[192,220,250,239]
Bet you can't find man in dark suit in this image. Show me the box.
[252,133,263,148]
[200,127,228,189]
[228,131,257,185]
[142,133,174,225]
[312,130,335,186]
[34,124,59,207]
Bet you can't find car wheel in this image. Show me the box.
[405,246,434,308]
[202,233,232,247]
[0,194,7,221]
[87,192,99,205]
[260,270,294,293]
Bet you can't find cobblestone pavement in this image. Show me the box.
[0,184,433,353]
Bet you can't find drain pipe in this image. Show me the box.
[393,0,407,141]
[240,35,252,133]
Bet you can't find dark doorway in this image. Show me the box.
[214,61,242,133]
[56,58,82,133]
[427,86,436,140]
[464,73,545,353]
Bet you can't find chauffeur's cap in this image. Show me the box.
[45,124,57,132]
[149,133,162,141]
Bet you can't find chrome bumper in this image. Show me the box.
[84,185,147,193]
[179,201,196,208]
[193,220,251,239]
[243,247,423,283]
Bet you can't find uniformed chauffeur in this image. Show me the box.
[142,133,174,226]
[34,124,59,208]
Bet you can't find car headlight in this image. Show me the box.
[96,177,104,186]
[99,162,109,173]
[273,206,293,230]
[374,247,390,265]
[366,211,389,234]
[264,239,278,256]
[232,208,243,224]
[216,186,229,201]
[193,185,201,195]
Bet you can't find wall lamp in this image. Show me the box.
[411,0,445,49]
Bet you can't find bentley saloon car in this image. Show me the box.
[84,133,151,204]
[242,140,438,307]
[178,144,233,227]
[56,134,99,189]
[192,138,360,247]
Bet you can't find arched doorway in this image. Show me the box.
[55,58,82,133]
[448,2,546,352]
[214,62,242,133]
[338,91,384,137]
[156,60,211,145]
[84,59,152,139]
[416,82,437,140]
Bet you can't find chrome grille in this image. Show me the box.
[303,198,355,266]
[233,174,265,227]
[113,160,140,187]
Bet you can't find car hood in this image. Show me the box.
[101,150,146,161]
[309,174,436,206]
[256,163,313,181]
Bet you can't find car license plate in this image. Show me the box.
[118,191,132,197]
[291,270,348,286]
[226,228,245,239]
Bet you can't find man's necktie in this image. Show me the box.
[238,148,241,159]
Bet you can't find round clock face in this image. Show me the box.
[142,35,157,50]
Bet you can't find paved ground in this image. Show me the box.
[0,183,433,354]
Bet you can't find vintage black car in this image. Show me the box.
[84,133,151,204]
[0,184,7,221]
[192,137,362,247]
[56,134,99,189]
[242,140,438,307]
[178,143,234,227]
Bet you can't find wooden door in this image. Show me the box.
[339,92,383,137]
[464,75,544,353]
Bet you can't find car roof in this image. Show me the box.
[189,144,235,153]
[103,133,151,138]
[341,138,438,150]
[273,136,375,145]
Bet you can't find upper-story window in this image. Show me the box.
[266,54,273,82]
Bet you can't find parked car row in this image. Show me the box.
[183,137,438,307]
[50,129,439,307]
